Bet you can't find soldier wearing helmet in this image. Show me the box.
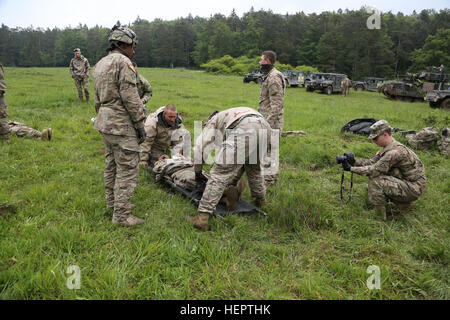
[343,120,426,219]
[92,23,147,227]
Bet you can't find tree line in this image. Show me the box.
[0,7,449,79]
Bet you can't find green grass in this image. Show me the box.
[0,67,449,299]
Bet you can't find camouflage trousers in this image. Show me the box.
[342,85,350,96]
[74,77,89,99]
[102,133,140,223]
[8,122,41,138]
[368,175,425,206]
[0,95,9,140]
[198,117,270,214]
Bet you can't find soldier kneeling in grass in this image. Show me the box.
[341,120,426,219]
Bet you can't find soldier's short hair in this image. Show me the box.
[262,51,277,64]
[164,104,177,113]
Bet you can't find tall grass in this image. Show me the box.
[0,67,448,299]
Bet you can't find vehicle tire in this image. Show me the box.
[256,78,262,85]
[429,101,439,108]
[356,86,363,91]
[442,98,450,110]
[326,86,333,95]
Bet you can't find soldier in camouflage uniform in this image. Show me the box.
[344,120,426,219]
[0,63,9,140]
[93,24,147,227]
[131,62,152,107]
[258,51,286,186]
[140,104,188,167]
[70,48,90,102]
[341,76,351,96]
[8,121,52,140]
[187,107,270,231]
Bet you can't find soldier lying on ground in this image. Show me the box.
[8,121,52,140]
[341,120,426,220]
[151,155,247,212]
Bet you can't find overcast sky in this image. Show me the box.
[0,0,448,29]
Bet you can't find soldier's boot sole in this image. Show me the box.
[186,212,210,231]
[112,214,144,227]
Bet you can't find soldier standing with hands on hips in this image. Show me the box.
[70,48,90,102]
[93,23,147,227]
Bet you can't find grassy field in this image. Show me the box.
[0,67,448,300]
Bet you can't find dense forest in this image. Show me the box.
[0,7,449,79]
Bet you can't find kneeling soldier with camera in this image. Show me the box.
[340,120,426,219]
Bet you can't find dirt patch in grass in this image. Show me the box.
[0,204,18,217]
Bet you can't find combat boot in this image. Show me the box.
[41,128,52,141]
[393,201,413,214]
[374,205,387,220]
[254,197,267,208]
[112,214,144,227]
[186,212,210,231]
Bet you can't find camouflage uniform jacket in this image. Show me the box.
[0,64,5,95]
[93,51,146,137]
[70,55,90,80]
[136,73,152,104]
[351,139,426,192]
[193,107,263,172]
[140,106,187,162]
[258,67,286,129]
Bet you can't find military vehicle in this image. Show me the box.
[305,73,346,94]
[281,70,304,87]
[304,72,321,92]
[243,69,263,84]
[352,77,386,91]
[380,69,449,102]
[425,87,450,110]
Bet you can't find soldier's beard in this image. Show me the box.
[260,64,274,74]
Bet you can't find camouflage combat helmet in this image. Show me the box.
[108,22,138,46]
[368,120,393,139]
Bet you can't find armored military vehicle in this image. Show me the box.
[352,77,386,91]
[425,87,450,110]
[305,73,346,94]
[304,73,321,92]
[281,70,303,87]
[381,69,448,102]
[243,69,263,84]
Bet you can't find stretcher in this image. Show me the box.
[146,165,267,217]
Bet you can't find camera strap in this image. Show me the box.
[340,171,353,203]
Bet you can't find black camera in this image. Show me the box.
[336,152,355,165]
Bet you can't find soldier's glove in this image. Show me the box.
[342,161,352,172]
[344,152,355,166]
[137,127,146,144]
[195,171,208,183]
